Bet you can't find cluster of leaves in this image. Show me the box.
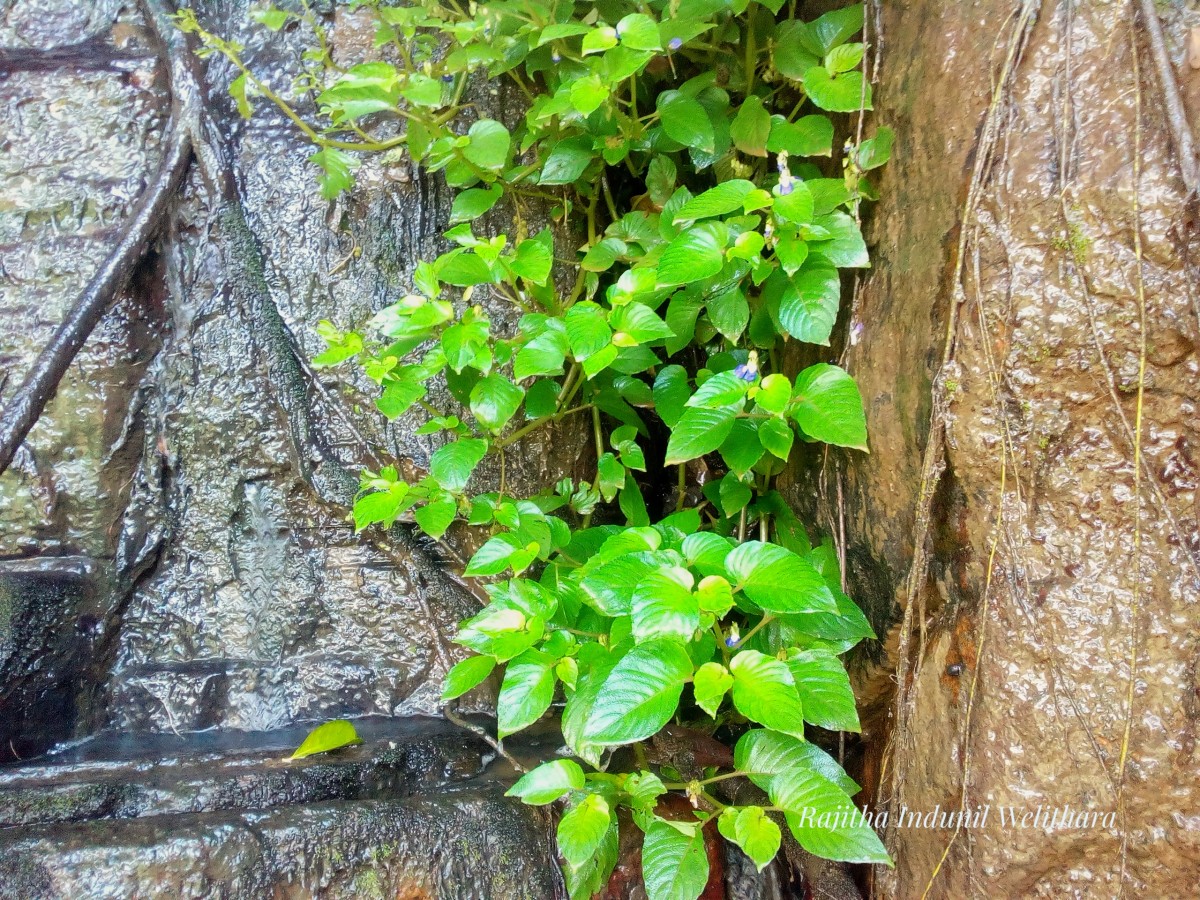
[186,0,893,896]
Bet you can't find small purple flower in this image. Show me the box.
[732,350,760,383]
[725,635,739,648]
[552,52,562,63]
[669,37,683,51]
[777,179,794,196]
[441,73,454,83]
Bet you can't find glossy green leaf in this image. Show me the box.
[413,495,456,539]
[515,322,569,380]
[687,371,749,409]
[766,114,834,156]
[430,438,487,493]
[541,136,594,185]
[856,126,894,171]
[582,639,692,744]
[611,302,675,344]
[786,648,861,731]
[558,794,614,867]
[791,363,868,450]
[616,13,662,50]
[442,654,496,700]
[463,119,511,171]
[800,4,865,55]
[673,180,757,222]
[290,720,362,759]
[658,223,727,285]
[803,67,872,113]
[774,259,840,345]
[729,649,807,739]
[663,401,742,466]
[570,75,610,115]
[758,417,794,459]
[506,758,585,805]
[719,418,765,476]
[781,775,890,864]
[658,93,715,152]
[631,567,699,643]
[735,728,861,795]
[653,365,691,428]
[497,649,556,737]
[731,96,772,157]
[725,540,837,614]
[811,212,869,268]
[642,819,710,900]
[470,374,524,433]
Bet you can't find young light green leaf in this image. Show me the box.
[506,758,586,805]
[725,541,837,615]
[564,815,619,900]
[791,363,868,450]
[558,793,614,867]
[693,662,733,718]
[758,417,795,459]
[290,720,362,759]
[729,649,807,739]
[754,373,792,414]
[582,639,692,745]
[825,42,865,74]
[856,126,894,171]
[625,771,668,809]
[442,654,496,700]
[642,818,711,900]
[718,806,782,871]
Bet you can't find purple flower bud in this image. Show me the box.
[669,37,683,50]
[777,180,794,196]
[552,52,562,62]
[441,73,454,83]
[725,635,739,648]
[733,363,756,382]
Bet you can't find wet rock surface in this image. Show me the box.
[0,1,578,895]
[0,719,561,899]
[0,0,585,752]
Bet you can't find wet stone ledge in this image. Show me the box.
[0,717,563,899]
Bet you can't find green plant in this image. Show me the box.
[182,1,893,895]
